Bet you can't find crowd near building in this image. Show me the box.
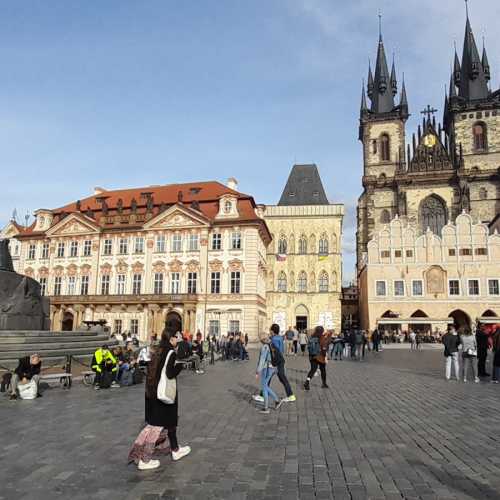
[356,11,500,333]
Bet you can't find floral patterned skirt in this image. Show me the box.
[128,425,171,464]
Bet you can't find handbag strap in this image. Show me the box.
[163,349,174,377]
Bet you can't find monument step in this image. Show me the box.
[0,330,101,338]
[0,334,110,345]
[0,340,115,351]
[0,354,93,370]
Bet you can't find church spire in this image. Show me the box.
[449,72,457,98]
[482,43,490,81]
[399,76,408,117]
[458,6,489,101]
[360,81,368,114]
[367,61,374,99]
[390,59,398,96]
[369,17,396,114]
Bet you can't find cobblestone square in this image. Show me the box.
[1,348,500,500]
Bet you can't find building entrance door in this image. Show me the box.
[296,316,308,332]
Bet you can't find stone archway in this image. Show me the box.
[62,311,74,331]
[165,311,182,335]
[449,309,471,333]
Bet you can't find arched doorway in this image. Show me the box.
[409,310,431,334]
[482,309,497,318]
[295,304,309,333]
[165,311,182,335]
[62,311,74,331]
[449,309,471,333]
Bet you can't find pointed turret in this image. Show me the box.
[449,73,457,98]
[360,82,368,115]
[367,63,374,99]
[370,33,395,113]
[453,49,461,87]
[482,44,490,81]
[390,60,397,96]
[458,13,489,101]
[399,77,408,117]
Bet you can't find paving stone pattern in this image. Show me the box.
[1,349,499,500]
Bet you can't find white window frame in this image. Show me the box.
[170,272,180,294]
[412,279,423,297]
[116,274,126,294]
[101,275,110,295]
[53,276,62,296]
[130,319,139,335]
[57,242,65,258]
[103,239,112,256]
[153,272,164,295]
[187,272,197,294]
[319,272,329,293]
[208,319,220,337]
[188,233,199,252]
[41,242,49,260]
[67,276,76,295]
[114,319,123,335]
[132,273,142,295]
[70,241,78,258]
[375,280,387,297]
[211,272,221,294]
[211,233,222,251]
[448,279,461,297]
[488,278,500,297]
[231,232,242,250]
[172,233,182,253]
[80,275,89,295]
[277,272,287,292]
[229,320,240,334]
[28,244,36,260]
[393,280,405,297]
[134,237,144,254]
[39,277,47,296]
[118,238,128,255]
[83,240,92,257]
[297,272,307,293]
[467,279,480,297]
[230,271,241,294]
[156,235,166,253]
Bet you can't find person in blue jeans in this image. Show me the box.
[255,336,282,414]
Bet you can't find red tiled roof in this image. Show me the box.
[17,181,271,241]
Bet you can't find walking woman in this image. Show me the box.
[128,332,190,470]
[304,326,332,390]
[254,335,281,414]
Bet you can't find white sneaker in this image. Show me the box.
[138,459,160,470]
[195,370,205,374]
[463,378,467,383]
[252,394,264,403]
[474,377,480,383]
[111,381,120,388]
[172,446,191,461]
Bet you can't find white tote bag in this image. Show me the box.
[157,350,176,404]
[18,379,38,400]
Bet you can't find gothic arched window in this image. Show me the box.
[278,236,287,255]
[297,271,307,292]
[380,134,390,161]
[298,235,307,255]
[420,195,447,236]
[319,272,329,292]
[380,209,391,224]
[318,234,328,255]
[277,272,287,292]
[473,122,487,151]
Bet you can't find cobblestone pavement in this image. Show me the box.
[1,348,500,500]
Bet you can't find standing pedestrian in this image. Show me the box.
[299,330,308,355]
[129,331,190,470]
[460,328,479,383]
[354,330,364,360]
[491,328,500,383]
[409,330,416,350]
[442,327,461,381]
[476,326,490,377]
[372,328,380,352]
[333,334,344,360]
[254,335,282,414]
[304,326,332,390]
[292,327,299,356]
[284,326,294,356]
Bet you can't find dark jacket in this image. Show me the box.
[15,357,41,380]
[442,333,460,356]
[145,346,183,428]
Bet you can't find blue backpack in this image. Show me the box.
[308,337,320,356]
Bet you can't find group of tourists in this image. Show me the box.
[442,325,500,383]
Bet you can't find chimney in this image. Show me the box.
[94,187,106,195]
[227,177,238,191]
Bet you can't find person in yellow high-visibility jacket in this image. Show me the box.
[91,345,119,390]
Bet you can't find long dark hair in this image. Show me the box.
[145,330,175,399]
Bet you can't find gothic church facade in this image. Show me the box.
[356,12,500,273]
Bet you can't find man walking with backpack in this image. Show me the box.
[304,326,332,390]
[270,324,296,402]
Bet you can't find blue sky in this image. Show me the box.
[1,0,499,282]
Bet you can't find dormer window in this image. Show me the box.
[224,200,232,213]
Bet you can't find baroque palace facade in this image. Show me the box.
[1,180,270,340]
[357,10,500,332]
[263,165,344,333]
